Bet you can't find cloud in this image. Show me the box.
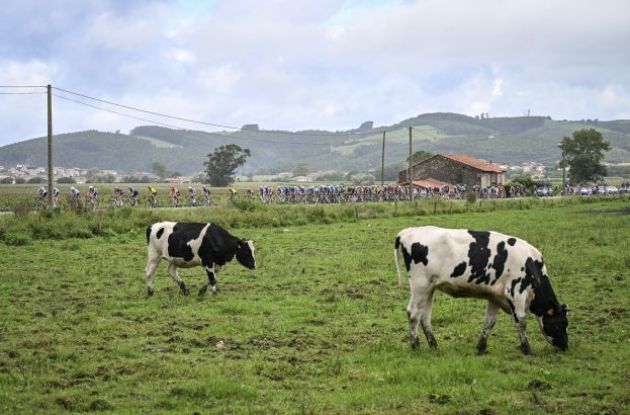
[1,0,630,146]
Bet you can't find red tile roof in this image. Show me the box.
[400,178,454,189]
[440,154,505,173]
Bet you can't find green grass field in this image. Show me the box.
[0,199,628,414]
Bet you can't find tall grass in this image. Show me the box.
[0,195,627,245]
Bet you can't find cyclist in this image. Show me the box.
[52,187,60,207]
[112,187,124,208]
[128,186,139,206]
[147,185,158,207]
[169,185,180,207]
[87,185,99,209]
[187,186,197,206]
[202,186,211,205]
[228,187,237,201]
[36,186,48,208]
[70,186,81,199]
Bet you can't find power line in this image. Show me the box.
[0,92,46,95]
[53,94,187,130]
[52,86,373,138]
[0,85,46,88]
[53,93,333,146]
[53,86,240,130]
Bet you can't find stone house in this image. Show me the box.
[398,154,506,188]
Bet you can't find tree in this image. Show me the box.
[292,162,311,177]
[151,161,168,178]
[407,150,433,164]
[559,129,610,183]
[204,144,251,186]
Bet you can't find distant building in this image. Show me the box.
[398,154,506,188]
[164,176,192,184]
[292,176,314,183]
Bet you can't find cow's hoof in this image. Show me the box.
[181,286,190,296]
[410,338,420,350]
[212,286,219,295]
[198,286,208,296]
[147,287,154,297]
[477,348,488,356]
[520,344,532,355]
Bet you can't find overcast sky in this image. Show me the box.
[1,0,630,146]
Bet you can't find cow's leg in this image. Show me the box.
[407,287,432,350]
[406,296,421,350]
[511,301,531,355]
[145,255,160,297]
[477,300,499,354]
[198,266,218,296]
[420,289,438,348]
[167,263,189,295]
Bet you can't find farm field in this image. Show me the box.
[0,200,628,414]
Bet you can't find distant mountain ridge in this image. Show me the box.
[0,113,628,175]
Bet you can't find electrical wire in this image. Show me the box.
[0,92,46,95]
[0,85,46,88]
[52,86,374,138]
[53,93,334,146]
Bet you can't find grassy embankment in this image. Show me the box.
[0,198,628,414]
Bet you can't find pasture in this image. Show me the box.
[0,199,628,414]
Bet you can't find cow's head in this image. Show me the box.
[538,304,569,351]
[235,239,256,269]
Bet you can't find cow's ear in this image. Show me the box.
[546,308,555,317]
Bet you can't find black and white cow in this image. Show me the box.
[394,226,568,355]
[145,222,256,296]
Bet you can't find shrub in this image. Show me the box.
[466,191,477,204]
[12,202,31,218]
[0,231,31,246]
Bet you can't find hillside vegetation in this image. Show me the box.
[1,113,629,174]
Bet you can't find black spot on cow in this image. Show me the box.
[467,231,491,284]
[198,224,241,268]
[450,261,467,278]
[156,227,164,239]
[167,223,207,262]
[410,242,429,266]
[491,241,508,284]
[509,277,521,297]
[400,241,429,272]
[507,238,516,246]
[146,226,151,244]
[401,246,412,272]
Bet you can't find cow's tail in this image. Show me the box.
[394,236,403,289]
[146,225,152,244]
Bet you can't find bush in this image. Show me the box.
[12,202,31,218]
[57,177,75,184]
[0,231,31,246]
[28,177,46,184]
[466,191,477,204]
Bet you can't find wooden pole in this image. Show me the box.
[47,84,53,208]
[381,131,386,187]
[408,126,413,202]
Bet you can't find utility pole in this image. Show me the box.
[381,131,386,187]
[408,126,413,202]
[47,84,53,208]
[560,143,566,196]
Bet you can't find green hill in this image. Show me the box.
[1,113,628,174]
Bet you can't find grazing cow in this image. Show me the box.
[394,226,568,355]
[145,222,256,296]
